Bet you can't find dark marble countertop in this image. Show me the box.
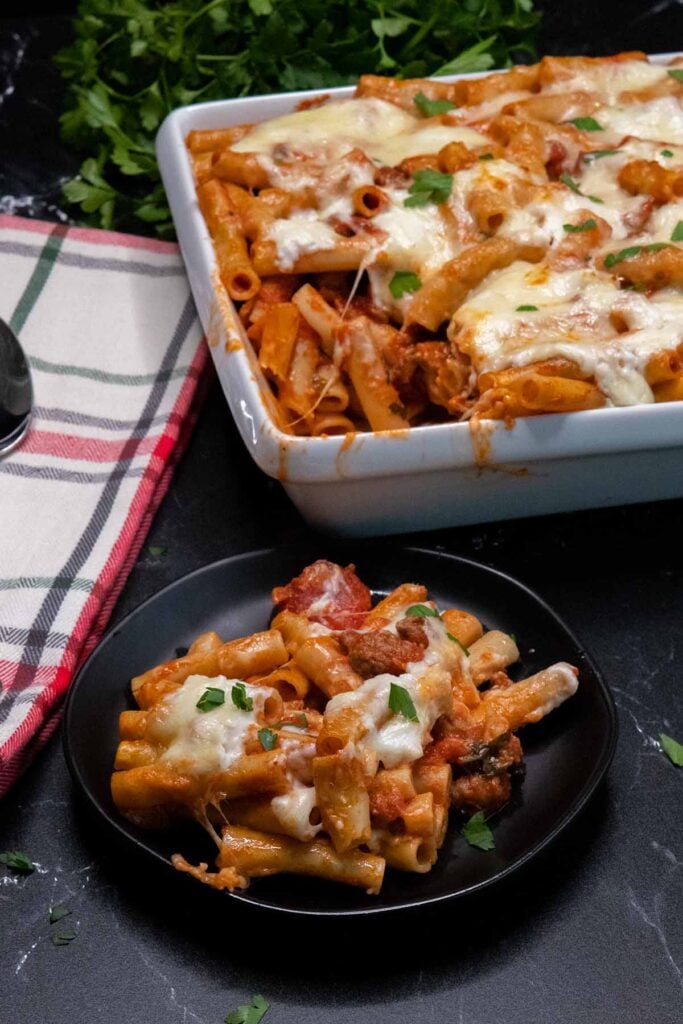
[1,10,682,1024]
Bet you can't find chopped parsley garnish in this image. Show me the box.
[388,682,419,723]
[516,304,538,311]
[569,116,604,131]
[404,169,453,208]
[406,604,440,618]
[583,149,620,162]
[563,218,597,233]
[661,149,674,158]
[225,995,269,1024]
[196,686,226,713]
[413,92,455,117]
[667,69,683,83]
[446,631,470,656]
[0,851,35,874]
[604,243,670,268]
[660,733,683,767]
[478,152,494,160]
[257,728,277,751]
[49,906,71,924]
[559,172,604,203]
[52,930,77,946]
[146,546,168,557]
[671,221,683,242]
[231,682,253,712]
[461,811,495,850]
[389,271,422,299]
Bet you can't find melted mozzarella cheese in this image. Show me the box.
[267,210,340,269]
[499,186,628,246]
[153,675,277,774]
[376,123,487,165]
[597,96,683,146]
[372,192,458,275]
[454,262,683,405]
[270,786,321,841]
[544,59,669,104]
[232,98,487,168]
[643,199,683,244]
[327,667,451,770]
[326,617,460,771]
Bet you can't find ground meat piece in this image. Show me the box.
[419,734,473,766]
[545,139,568,179]
[451,771,512,813]
[369,787,410,827]
[395,615,428,646]
[374,165,411,189]
[272,560,372,629]
[485,734,523,773]
[338,626,427,678]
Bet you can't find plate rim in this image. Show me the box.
[63,544,618,917]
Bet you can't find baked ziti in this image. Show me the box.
[187,53,683,436]
[111,560,579,893]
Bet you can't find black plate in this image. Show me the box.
[63,544,617,916]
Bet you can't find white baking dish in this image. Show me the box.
[156,55,683,536]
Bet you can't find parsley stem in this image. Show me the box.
[95,30,124,56]
[196,53,246,62]
[96,76,151,104]
[184,0,229,33]
[399,13,436,58]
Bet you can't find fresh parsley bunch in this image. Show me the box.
[56,0,540,237]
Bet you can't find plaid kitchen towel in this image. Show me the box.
[0,214,208,796]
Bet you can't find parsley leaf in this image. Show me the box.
[563,219,597,233]
[671,221,683,242]
[196,687,226,713]
[0,851,35,874]
[225,994,269,1024]
[660,733,683,767]
[146,546,167,557]
[604,243,670,268]
[446,631,469,656]
[258,728,278,751]
[583,149,620,162]
[389,271,422,298]
[462,811,495,850]
[478,152,494,160]
[559,172,604,204]
[52,930,78,946]
[667,69,683,83]
[516,304,538,311]
[661,149,674,158]
[404,169,453,208]
[49,906,71,924]
[414,92,455,117]
[406,604,440,618]
[231,682,254,712]
[388,682,419,722]
[434,36,498,76]
[569,116,604,131]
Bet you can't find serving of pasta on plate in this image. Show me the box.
[186,52,683,438]
[111,560,579,894]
